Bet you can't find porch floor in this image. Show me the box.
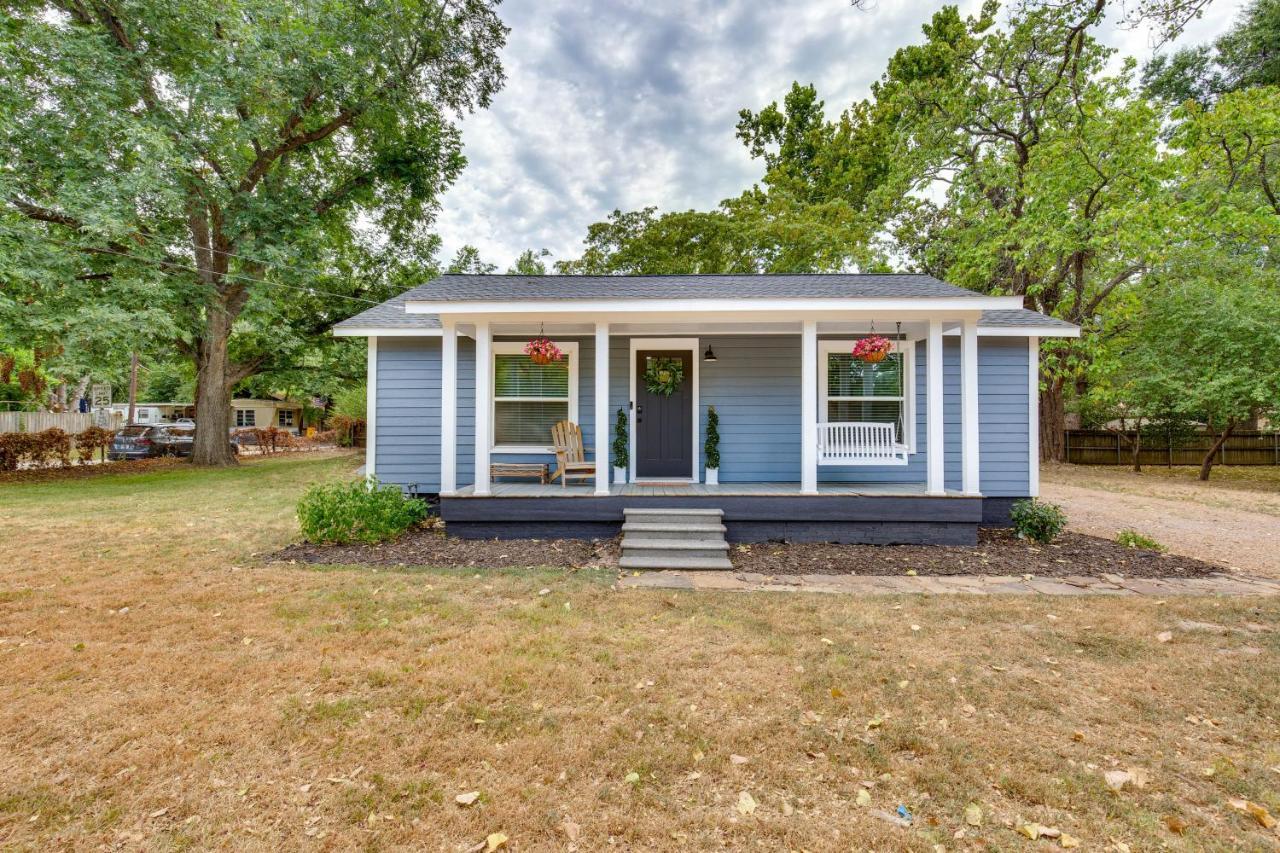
[450,481,967,498]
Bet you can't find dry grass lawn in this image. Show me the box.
[1,452,1278,851]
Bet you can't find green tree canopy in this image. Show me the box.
[1,0,506,463]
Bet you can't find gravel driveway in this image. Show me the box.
[1040,465,1280,578]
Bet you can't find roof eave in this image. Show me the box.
[405,295,1024,315]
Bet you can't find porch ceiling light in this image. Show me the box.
[703,345,717,363]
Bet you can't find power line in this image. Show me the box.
[3,227,384,306]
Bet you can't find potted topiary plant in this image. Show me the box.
[704,406,720,486]
[612,407,628,484]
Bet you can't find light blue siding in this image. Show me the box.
[372,333,1032,496]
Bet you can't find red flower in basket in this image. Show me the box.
[525,336,563,366]
[852,335,893,363]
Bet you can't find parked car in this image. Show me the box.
[108,425,236,460]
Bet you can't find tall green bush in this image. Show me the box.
[611,408,628,469]
[704,406,720,469]
[296,478,426,544]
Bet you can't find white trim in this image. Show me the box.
[926,319,945,496]
[407,296,1024,315]
[333,326,443,338]
[818,339,916,454]
[1028,336,1040,497]
[961,318,981,496]
[365,337,377,482]
[627,337,700,483]
[488,340,578,453]
[335,322,1076,338]
[473,321,491,496]
[974,325,1078,338]
[594,323,610,495]
[800,321,818,494]
[440,322,457,495]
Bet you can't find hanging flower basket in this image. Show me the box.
[643,357,685,396]
[852,335,893,364]
[524,336,563,366]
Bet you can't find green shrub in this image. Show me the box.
[297,478,427,544]
[1009,498,1067,544]
[1116,529,1164,552]
[611,407,628,469]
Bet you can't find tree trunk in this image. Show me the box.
[1039,380,1067,462]
[1130,429,1142,472]
[1198,423,1234,481]
[72,374,91,411]
[191,301,238,466]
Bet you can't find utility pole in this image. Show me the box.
[127,352,138,425]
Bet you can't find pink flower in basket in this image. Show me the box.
[852,335,893,363]
[524,336,563,365]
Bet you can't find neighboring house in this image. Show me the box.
[107,398,305,433]
[333,274,1078,544]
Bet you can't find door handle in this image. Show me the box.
[636,404,643,423]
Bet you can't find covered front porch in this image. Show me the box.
[429,311,993,500]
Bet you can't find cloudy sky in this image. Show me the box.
[433,0,1246,270]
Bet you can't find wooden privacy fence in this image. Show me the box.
[0,411,95,435]
[1064,429,1280,466]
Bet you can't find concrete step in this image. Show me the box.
[621,541,729,564]
[619,554,734,571]
[623,507,723,526]
[621,522,727,542]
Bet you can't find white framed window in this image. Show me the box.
[491,341,578,452]
[819,339,916,452]
[278,409,295,428]
[235,408,256,427]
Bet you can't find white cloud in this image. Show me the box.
[432,0,1246,270]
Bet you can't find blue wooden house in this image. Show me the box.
[334,274,1077,546]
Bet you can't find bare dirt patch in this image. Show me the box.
[1042,464,1280,577]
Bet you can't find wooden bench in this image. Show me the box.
[490,462,549,484]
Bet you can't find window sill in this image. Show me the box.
[492,445,555,455]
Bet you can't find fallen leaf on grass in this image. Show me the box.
[624,772,640,784]
[1163,815,1189,835]
[1103,767,1148,792]
[1156,631,1173,643]
[558,820,579,841]
[1060,833,1080,848]
[964,803,982,826]
[455,791,480,807]
[148,808,168,819]
[855,788,872,807]
[866,717,884,730]
[485,833,508,852]
[729,754,749,765]
[1228,798,1277,829]
[737,791,757,815]
[830,687,844,698]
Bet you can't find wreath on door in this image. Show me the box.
[643,357,685,396]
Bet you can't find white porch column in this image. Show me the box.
[439,321,457,495]
[473,320,492,496]
[926,318,945,495]
[961,316,981,495]
[593,322,610,495]
[800,319,818,495]
[366,336,377,483]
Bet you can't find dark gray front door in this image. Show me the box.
[635,349,694,478]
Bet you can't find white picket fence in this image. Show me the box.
[0,411,96,434]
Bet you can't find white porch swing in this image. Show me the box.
[815,323,910,466]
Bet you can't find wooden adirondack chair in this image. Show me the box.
[550,420,596,487]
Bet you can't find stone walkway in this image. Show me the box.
[618,570,1280,596]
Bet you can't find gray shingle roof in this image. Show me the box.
[402,273,986,301]
[978,308,1076,329]
[333,277,1077,334]
[333,289,441,331]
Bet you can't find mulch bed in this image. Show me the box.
[0,457,187,483]
[272,526,608,569]
[273,526,1221,579]
[728,528,1221,578]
